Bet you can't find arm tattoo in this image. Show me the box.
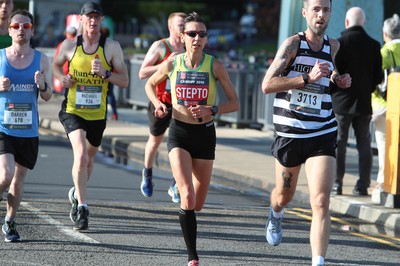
[275,53,288,75]
[282,171,293,190]
[272,37,299,77]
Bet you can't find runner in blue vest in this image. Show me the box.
[0,9,52,242]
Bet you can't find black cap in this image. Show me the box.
[81,2,103,16]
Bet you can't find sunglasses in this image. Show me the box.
[184,31,208,38]
[9,23,33,30]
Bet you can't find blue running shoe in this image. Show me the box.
[168,183,181,203]
[265,206,283,246]
[2,221,21,242]
[140,169,153,197]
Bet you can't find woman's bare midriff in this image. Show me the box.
[172,105,213,124]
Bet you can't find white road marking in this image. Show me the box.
[21,202,100,244]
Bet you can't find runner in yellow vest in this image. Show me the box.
[52,2,128,231]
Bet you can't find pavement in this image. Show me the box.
[38,94,400,233]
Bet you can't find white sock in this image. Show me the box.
[312,256,324,266]
[272,208,284,218]
[5,216,14,222]
[78,203,88,208]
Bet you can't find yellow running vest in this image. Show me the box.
[169,53,216,106]
[66,35,112,120]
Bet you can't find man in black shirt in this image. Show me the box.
[332,7,383,196]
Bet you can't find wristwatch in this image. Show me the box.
[210,105,218,116]
[302,73,309,85]
[102,70,112,79]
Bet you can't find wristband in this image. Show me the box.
[331,74,339,85]
[102,70,112,79]
[39,83,48,92]
[302,73,309,85]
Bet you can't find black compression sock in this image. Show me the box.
[179,208,198,261]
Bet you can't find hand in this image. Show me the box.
[0,76,10,91]
[153,102,168,118]
[334,73,352,89]
[62,74,75,88]
[308,59,331,83]
[188,105,203,121]
[91,57,104,76]
[34,70,45,90]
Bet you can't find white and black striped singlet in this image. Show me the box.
[273,32,337,139]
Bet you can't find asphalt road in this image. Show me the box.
[0,133,398,266]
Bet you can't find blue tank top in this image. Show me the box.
[0,49,41,137]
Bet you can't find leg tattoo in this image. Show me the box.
[282,171,293,190]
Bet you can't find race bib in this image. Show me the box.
[75,85,102,109]
[3,103,33,129]
[289,83,325,114]
[175,71,209,106]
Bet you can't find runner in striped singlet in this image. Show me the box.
[261,0,352,265]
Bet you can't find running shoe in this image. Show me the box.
[2,221,21,242]
[140,169,153,197]
[188,260,199,266]
[73,206,89,231]
[265,206,284,246]
[168,183,181,203]
[68,187,78,222]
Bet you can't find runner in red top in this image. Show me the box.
[138,12,186,202]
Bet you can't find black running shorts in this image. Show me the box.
[147,101,172,136]
[59,111,106,147]
[271,131,337,167]
[167,118,216,160]
[0,133,38,170]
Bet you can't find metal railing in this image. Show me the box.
[122,55,376,146]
